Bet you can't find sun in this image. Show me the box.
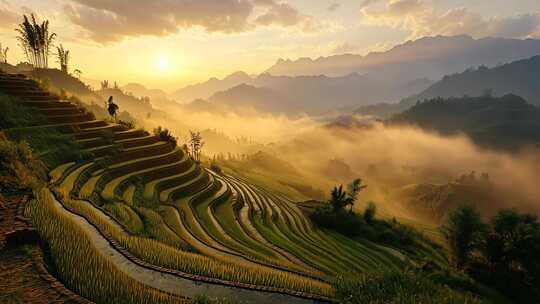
[155,56,170,72]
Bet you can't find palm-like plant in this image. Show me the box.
[347,178,368,211]
[56,44,70,73]
[329,185,352,212]
[16,14,56,68]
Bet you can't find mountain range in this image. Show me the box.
[406,55,540,105]
[201,74,432,115]
[172,35,540,115]
[357,55,540,118]
[266,35,540,80]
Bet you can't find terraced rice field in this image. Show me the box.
[1,72,408,303]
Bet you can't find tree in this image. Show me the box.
[329,185,352,212]
[363,202,377,224]
[442,205,486,269]
[56,44,70,73]
[107,96,119,122]
[347,178,367,212]
[16,14,56,68]
[189,131,204,163]
[0,44,8,63]
[471,210,540,302]
[483,210,540,274]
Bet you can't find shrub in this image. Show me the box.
[311,204,431,255]
[311,207,365,237]
[0,94,47,128]
[363,202,377,224]
[210,163,223,175]
[0,138,47,187]
[335,271,482,304]
[6,128,92,168]
[118,120,135,129]
[153,126,177,148]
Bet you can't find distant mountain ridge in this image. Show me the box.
[405,55,540,105]
[356,55,540,118]
[266,35,540,80]
[179,72,432,115]
[173,71,252,102]
[173,35,540,115]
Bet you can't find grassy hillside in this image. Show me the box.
[390,94,540,150]
[4,71,445,303]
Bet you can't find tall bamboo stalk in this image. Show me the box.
[16,14,56,69]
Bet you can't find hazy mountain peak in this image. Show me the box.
[123,82,147,91]
[265,35,540,80]
[224,71,251,82]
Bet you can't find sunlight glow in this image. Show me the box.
[156,56,170,73]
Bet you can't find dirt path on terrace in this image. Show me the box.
[46,190,327,304]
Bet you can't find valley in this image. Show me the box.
[1,3,540,303]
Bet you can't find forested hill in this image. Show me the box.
[357,55,540,119]
[406,55,540,106]
[391,94,540,150]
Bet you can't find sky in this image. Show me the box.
[0,0,539,91]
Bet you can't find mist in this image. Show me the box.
[273,123,540,219]
[146,105,539,219]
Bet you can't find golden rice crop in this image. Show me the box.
[26,188,188,304]
[61,194,334,297]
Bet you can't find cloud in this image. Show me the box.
[64,0,320,43]
[327,3,341,12]
[254,0,320,32]
[360,0,383,9]
[0,1,18,29]
[360,0,540,39]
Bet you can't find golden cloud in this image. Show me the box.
[360,0,540,39]
[64,0,320,43]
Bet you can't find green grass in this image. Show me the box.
[190,181,293,270]
[236,180,360,275]
[335,270,484,304]
[5,124,92,169]
[0,94,48,128]
[211,185,282,260]
[266,191,392,270]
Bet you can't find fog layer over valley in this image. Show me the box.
[270,124,540,219]
[138,98,540,223]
